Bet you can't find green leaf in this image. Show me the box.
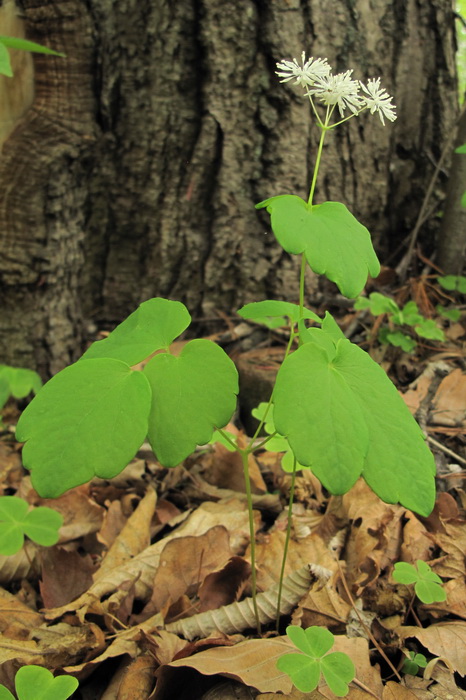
[251,402,275,435]
[321,312,346,342]
[436,305,461,322]
[274,337,436,515]
[82,298,191,365]
[16,359,151,498]
[277,653,320,693]
[356,292,399,316]
[273,341,369,494]
[455,143,466,154]
[277,626,355,697]
[461,190,466,208]
[393,561,446,604]
[8,367,42,399]
[0,687,15,700]
[14,665,78,700]
[402,658,420,675]
[321,651,355,696]
[0,497,62,555]
[381,330,417,353]
[144,340,238,466]
[0,42,13,77]
[0,35,66,57]
[414,319,445,341]
[256,195,380,298]
[237,301,321,324]
[395,301,423,326]
[438,275,466,293]
[209,429,237,451]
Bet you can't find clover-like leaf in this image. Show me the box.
[238,301,321,325]
[379,329,417,353]
[143,340,238,466]
[82,298,191,365]
[355,292,399,316]
[16,359,151,498]
[277,626,355,697]
[0,365,42,410]
[393,561,446,604]
[274,335,436,515]
[402,651,428,675]
[10,665,78,700]
[436,305,461,322]
[438,275,466,294]
[0,497,63,556]
[414,319,445,341]
[256,195,380,298]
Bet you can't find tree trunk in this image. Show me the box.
[0,0,458,375]
[437,104,466,275]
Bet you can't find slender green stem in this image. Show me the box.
[298,253,306,323]
[276,457,297,630]
[216,427,239,451]
[252,432,277,452]
[307,124,328,207]
[240,448,261,633]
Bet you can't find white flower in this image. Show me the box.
[360,78,397,125]
[308,70,364,116]
[275,52,332,88]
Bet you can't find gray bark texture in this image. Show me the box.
[0,0,459,376]
[437,104,466,275]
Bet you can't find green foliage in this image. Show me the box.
[16,359,152,497]
[251,402,308,473]
[392,561,447,604]
[436,305,461,322]
[438,275,466,294]
[256,196,380,299]
[355,292,445,350]
[402,651,428,676]
[0,35,65,78]
[16,300,239,497]
[143,339,238,466]
[277,626,355,696]
[0,496,62,556]
[273,333,436,515]
[82,297,191,364]
[0,665,78,700]
[0,364,42,411]
[238,300,321,329]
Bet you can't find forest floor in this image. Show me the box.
[0,273,465,700]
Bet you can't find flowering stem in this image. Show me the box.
[307,121,328,207]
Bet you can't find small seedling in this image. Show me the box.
[0,364,42,413]
[0,665,78,700]
[277,625,355,697]
[0,496,62,556]
[392,560,446,604]
[355,292,445,352]
[402,651,428,676]
[0,35,65,78]
[438,274,466,294]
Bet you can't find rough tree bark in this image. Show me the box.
[0,0,458,375]
[437,103,466,275]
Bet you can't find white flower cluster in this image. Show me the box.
[275,52,396,125]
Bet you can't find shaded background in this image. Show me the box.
[0,0,462,376]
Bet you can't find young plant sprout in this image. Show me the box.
[15,51,436,654]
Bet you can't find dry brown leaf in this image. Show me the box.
[421,577,466,619]
[98,499,128,549]
[145,525,232,615]
[202,427,266,494]
[396,621,466,675]
[198,556,251,612]
[39,486,105,542]
[116,652,156,699]
[296,576,351,632]
[432,520,466,579]
[400,512,434,564]
[0,542,40,584]
[343,480,404,591]
[39,548,95,608]
[44,499,253,621]
[94,487,156,580]
[382,682,420,699]
[430,369,466,427]
[0,587,42,635]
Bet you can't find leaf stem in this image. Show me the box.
[240,448,261,633]
[276,457,297,630]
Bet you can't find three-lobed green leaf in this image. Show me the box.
[256,195,380,298]
[393,561,446,603]
[16,359,152,497]
[0,665,78,700]
[273,333,436,515]
[143,339,239,466]
[0,497,63,556]
[277,626,355,697]
[82,298,191,365]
